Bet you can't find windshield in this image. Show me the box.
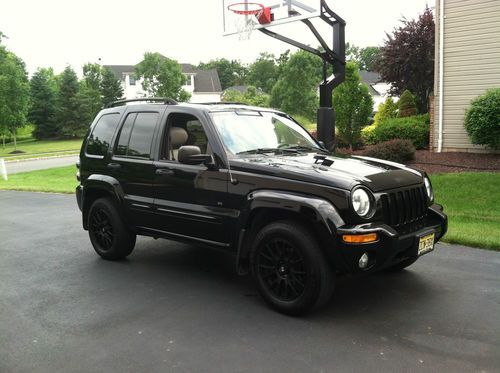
[210,111,321,155]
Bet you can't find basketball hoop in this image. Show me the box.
[227,2,272,40]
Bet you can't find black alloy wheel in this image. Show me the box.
[88,198,136,260]
[251,220,335,315]
[257,238,308,301]
[90,208,114,251]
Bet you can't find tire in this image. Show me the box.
[384,257,418,272]
[250,220,335,316]
[88,197,136,260]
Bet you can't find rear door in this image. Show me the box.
[109,109,163,228]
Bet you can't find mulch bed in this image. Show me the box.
[337,148,500,174]
[407,150,500,174]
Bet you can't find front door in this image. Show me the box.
[152,112,232,247]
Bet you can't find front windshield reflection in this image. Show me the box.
[210,111,320,155]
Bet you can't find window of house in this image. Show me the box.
[86,113,120,156]
[115,112,158,159]
[185,75,192,86]
[129,75,136,86]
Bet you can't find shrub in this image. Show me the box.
[464,88,500,150]
[398,90,418,117]
[361,139,416,163]
[362,114,429,149]
[374,97,398,125]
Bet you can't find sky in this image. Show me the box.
[0,0,434,76]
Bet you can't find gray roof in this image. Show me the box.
[360,70,382,85]
[194,69,222,93]
[103,62,221,93]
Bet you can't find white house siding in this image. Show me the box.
[433,0,500,152]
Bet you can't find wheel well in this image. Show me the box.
[239,207,335,269]
[82,188,115,229]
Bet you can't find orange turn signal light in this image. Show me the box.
[342,233,378,244]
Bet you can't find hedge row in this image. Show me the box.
[362,114,430,149]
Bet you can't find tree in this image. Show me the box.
[270,50,322,120]
[135,52,190,101]
[222,86,270,107]
[100,67,123,107]
[54,66,82,137]
[358,47,381,71]
[74,82,102,133]
[398,90,417,117]
[373,96,398,125]
[0,43,29,150]
[376,7,435,113]
[333,62,373,149]
[29,68,58,139]
[246,53,278,94]
[198,58,247,90]
[82,63,102,92]
[345,44,381,71]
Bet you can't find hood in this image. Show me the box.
[230,153,424,192]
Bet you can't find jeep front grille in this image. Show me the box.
[380,185,428,233]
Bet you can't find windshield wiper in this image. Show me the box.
[236,147,300,155]
[281,145,329,154]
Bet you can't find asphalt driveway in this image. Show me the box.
[4,155,78,174]
[0,191,499,372]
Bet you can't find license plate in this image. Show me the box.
[418,232,435,256]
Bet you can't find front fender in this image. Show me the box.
[235,190,346,274]
[246,190,345,235]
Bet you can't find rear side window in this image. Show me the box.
[115,112,158,159]
[86,113,120,156]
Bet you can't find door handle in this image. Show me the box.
[155,168,174,176]
[107,163,122,170]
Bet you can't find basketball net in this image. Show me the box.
[234,11,263,40]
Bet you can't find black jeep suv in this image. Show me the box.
[76,98,447,315]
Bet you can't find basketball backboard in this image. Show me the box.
[222,0,320,38]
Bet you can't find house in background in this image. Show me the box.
[104,61,222,103]
[359,71,394,112]
[432,0,500,153]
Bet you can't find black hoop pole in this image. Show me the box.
[258,0,345,151]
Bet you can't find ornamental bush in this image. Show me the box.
[398,90,418,117]
[361,139,416,163]
[362,114,429,149]
[464,88,500,150]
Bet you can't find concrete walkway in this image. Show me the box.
[3,155,78,174]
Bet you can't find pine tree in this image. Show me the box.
[54,66,82,137]
[29,68,58,139]
[398,90,418,117]
[100,67,124,107]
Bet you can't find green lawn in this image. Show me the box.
[0,166,77,194]
[0,139,83,159]
[0,167,498,250]
[430,172,500,251]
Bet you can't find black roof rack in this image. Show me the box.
[196,101,248,106]
[105,97,178,108]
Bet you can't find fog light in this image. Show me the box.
[359,253,369,269]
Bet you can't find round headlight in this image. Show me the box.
[351,188,372,217]
[424,177,434,201]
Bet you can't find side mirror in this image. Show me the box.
[178,146,214,167]
[318,140,326,148]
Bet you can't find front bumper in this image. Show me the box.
[334,204,447,273]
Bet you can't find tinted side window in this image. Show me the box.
[86,113,120,156]
[115,112,158,159]
[115,113,137,156]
